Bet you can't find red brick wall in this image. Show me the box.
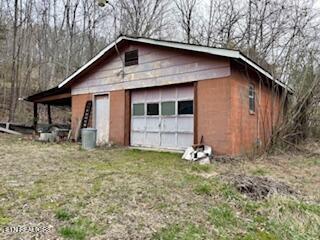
[196,76,233,155]
[71,93,92,139]
[196,68,282,156]
[71,69,282,155]
[109,90,126,145]
[229,65,282,155]
[71,91,130,144]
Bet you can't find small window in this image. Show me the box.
[161,101,175,115]
[178,100,193,115]
[249,84,255,113]
[125,49,138,66]
[147,103,159,115]
[133,103,144,116]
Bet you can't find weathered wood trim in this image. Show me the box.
[72,70,230,95]
[76,60,229,83]
[34,93,71,103]
[124,90,131,146]
[193,81,198,144]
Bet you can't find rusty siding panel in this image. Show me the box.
[71,44,231,95]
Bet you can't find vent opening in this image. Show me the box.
[125,49,138,66]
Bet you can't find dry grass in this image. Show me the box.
[211,153,320,201]
[0,134,319,239]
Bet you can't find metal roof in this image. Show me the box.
[58,36,293,92]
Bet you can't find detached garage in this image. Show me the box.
[26,36,292,156]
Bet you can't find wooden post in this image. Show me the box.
[33,103,38,132]
[47,104,52,124]
[193,82,198,144]
[124,90,131,146]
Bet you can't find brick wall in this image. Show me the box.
[71,90,130,144]
[230,64,282,155]
[196,76,233,155]
[71,69,282,155]
[196,67,282,156]
[109,90,126,145]
[71,93,92,139]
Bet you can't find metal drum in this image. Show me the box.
[81,128,97,150]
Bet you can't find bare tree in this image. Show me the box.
[174,0,197,43]
[8,0,18,122]
[65,0,80,76]
[111,0,169,37]
[0,0,319,138]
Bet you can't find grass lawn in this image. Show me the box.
[0,134,319,239]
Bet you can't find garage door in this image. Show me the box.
[131,85,194,150]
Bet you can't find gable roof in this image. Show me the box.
[58,35,293,93]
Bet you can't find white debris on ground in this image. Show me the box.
[182,145,213,164]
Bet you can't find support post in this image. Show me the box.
[47,104,52,124]
[193,82,198,144]
[33,103,38,132]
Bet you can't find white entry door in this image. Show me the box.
[95,95,109,145]
[131,86,194,150]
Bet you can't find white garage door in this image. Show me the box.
[131,85,194,150]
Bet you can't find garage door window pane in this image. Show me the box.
[178,100,193,115]
[147,103,159,115]
[161,101,175,115]
[133,103,144,116]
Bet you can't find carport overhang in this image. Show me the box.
[24,87,71,130]
[25,86,71,106]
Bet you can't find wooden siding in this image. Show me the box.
[72,44,231,95]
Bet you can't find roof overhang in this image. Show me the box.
[25,87,71,106]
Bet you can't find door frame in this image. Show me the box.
[93,92,110,143]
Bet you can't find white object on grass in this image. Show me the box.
[182,145,213,164]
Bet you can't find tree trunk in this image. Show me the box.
[8,0,18,122]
